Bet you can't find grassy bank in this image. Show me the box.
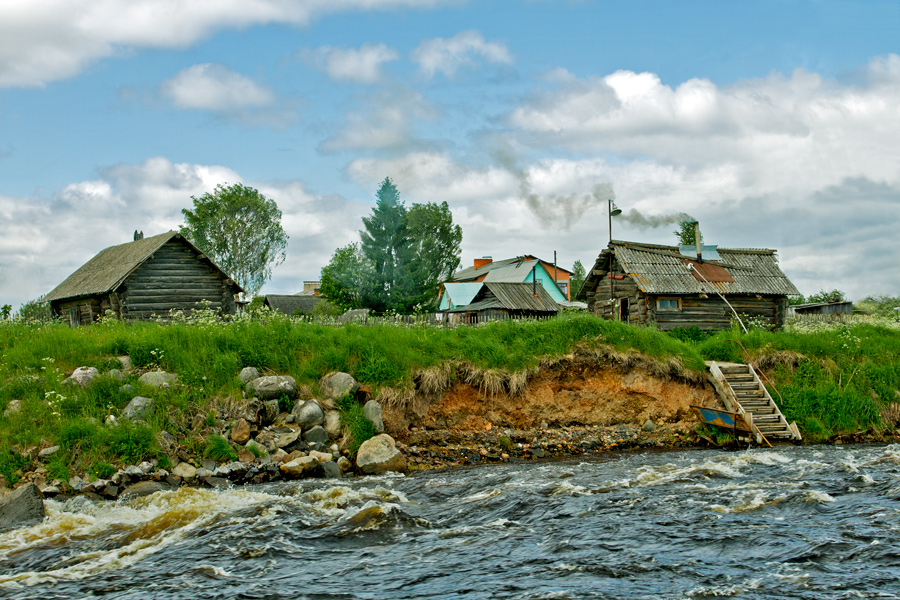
[1,309,898,483]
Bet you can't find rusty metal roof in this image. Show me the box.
[577,241,799,299]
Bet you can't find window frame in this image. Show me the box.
[656,297,681,311]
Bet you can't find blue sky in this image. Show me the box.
[1,0,899,309]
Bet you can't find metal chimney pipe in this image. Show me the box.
[694,221,702,264]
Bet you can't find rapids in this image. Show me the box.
[2,444,900,599]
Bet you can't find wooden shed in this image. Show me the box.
[576,241,799,331]
[263,294,324,316]
[446,282,560,323]
[44,231,243,325]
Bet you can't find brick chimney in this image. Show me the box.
[474,256,493,269]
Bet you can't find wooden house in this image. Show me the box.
[44,231,243,325]
[444,282,560,323]
[449,256,571,302]
[788,301,853,316]
[576,241,799,330]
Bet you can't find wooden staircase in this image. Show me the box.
[706,361,801,445]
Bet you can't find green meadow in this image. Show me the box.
[1,308,898,483]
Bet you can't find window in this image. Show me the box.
[657,297,680,311]
[558,281,568,296]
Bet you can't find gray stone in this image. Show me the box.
[319,372,359,400]
[105,369,126,382]
[0,484,45,532]
[157,430,176,450]
[238,367,260,384]
[273,431,300,449]
[356,434,407,475]
[279,456,318,479]
[66,366,99,387]
[642,419,657,432]
[38,446,60,458]
[123,465,143,477]
[172,462,197,479]
[308,450,334,463]
[303,425,330,446]
[139,370,178,389]
[337,456,352,473]
[68,475,85,491]
[363,400,384,433]
[320,461,342,479]
[119,384,135,396]
[120,481,170,499]
[246,376,297,400]
[324,410,342,439]
[122,396,155,421]
[293,400,325,430]
[194,468,213,478]
[117,356,132,371]
[3,399,21,418]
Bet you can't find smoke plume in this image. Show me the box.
[616,209,694,230]
[492,149,615,230]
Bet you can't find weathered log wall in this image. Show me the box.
[119,240,237,320]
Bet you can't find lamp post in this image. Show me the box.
[608,199,622,319]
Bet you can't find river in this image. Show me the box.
[2,444,900,599]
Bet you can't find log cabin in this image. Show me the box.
[44,231,243,325]
[576,240,799,331]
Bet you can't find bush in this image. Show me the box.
[103,421,156,464]
[0,447,27,485]
[335,393,376,454]
[58,419,100,451]
[203,435,237,462]
[91,461,116,478]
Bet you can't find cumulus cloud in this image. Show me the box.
[0,157,366,308]
[161,63,273,111]
[412,30,513,77]
[320,88,439,152]
[300,43,399,83]
[0,0,450,87]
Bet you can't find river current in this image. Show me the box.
[2,444,900,599]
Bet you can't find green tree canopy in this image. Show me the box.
[323,177,462,313]
[675,219,701,247]
[570,260,586,299]
[180,183,288,297]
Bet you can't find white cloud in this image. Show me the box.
[161,63,273,111]
[412,30,513,77]
[301,43,399,84]
[321,88,438,152]
[0,157,369,308]
[0,0,450,87]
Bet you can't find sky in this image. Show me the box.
[1,0,899,309]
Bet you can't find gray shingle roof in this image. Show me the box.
[577,241,799,299]
[263,294,322,315]
[44,231,242,303]
[449,282,560,313]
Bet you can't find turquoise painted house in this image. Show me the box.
[449,257,568,303]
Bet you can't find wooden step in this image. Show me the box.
[720,366,750,375]
[730,383,762,390]
[725,375,755,383]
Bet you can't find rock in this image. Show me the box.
[172,462,197,479]
[308,450,333,464]
[293,400,325,430]
[3,399,21,417]
[320,372,358,400]
[38,446,60,458]
[363,400,384,433]
[324,410,342,439]
[105,369,126,382]
[245,438,266,456]
[246,376,297,400]
[194,468,213,478]
[238,449,255,464]
[261,400,279,424]
[157,430,176,450]
[120,384,135,396]
[238,367,260,384]
[303,426,330,446]
[203,477,230,489]
[0,484,45,532]
[120,481,170,499]
[122,396,155,421]
[139,370,178,389]
[337,456,352,473]
[320,461,342,479]
[66,366,99,387]
[270,448,288,463]
[117,356,132,371]
[279,456,318,479]
[356,434,407,475]
[231,418,251,444]
[273,431,300,449]
[68,475,85,491]
[642,419,657,432]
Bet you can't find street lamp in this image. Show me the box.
[608,199,622,243]
[607,199,622,319]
